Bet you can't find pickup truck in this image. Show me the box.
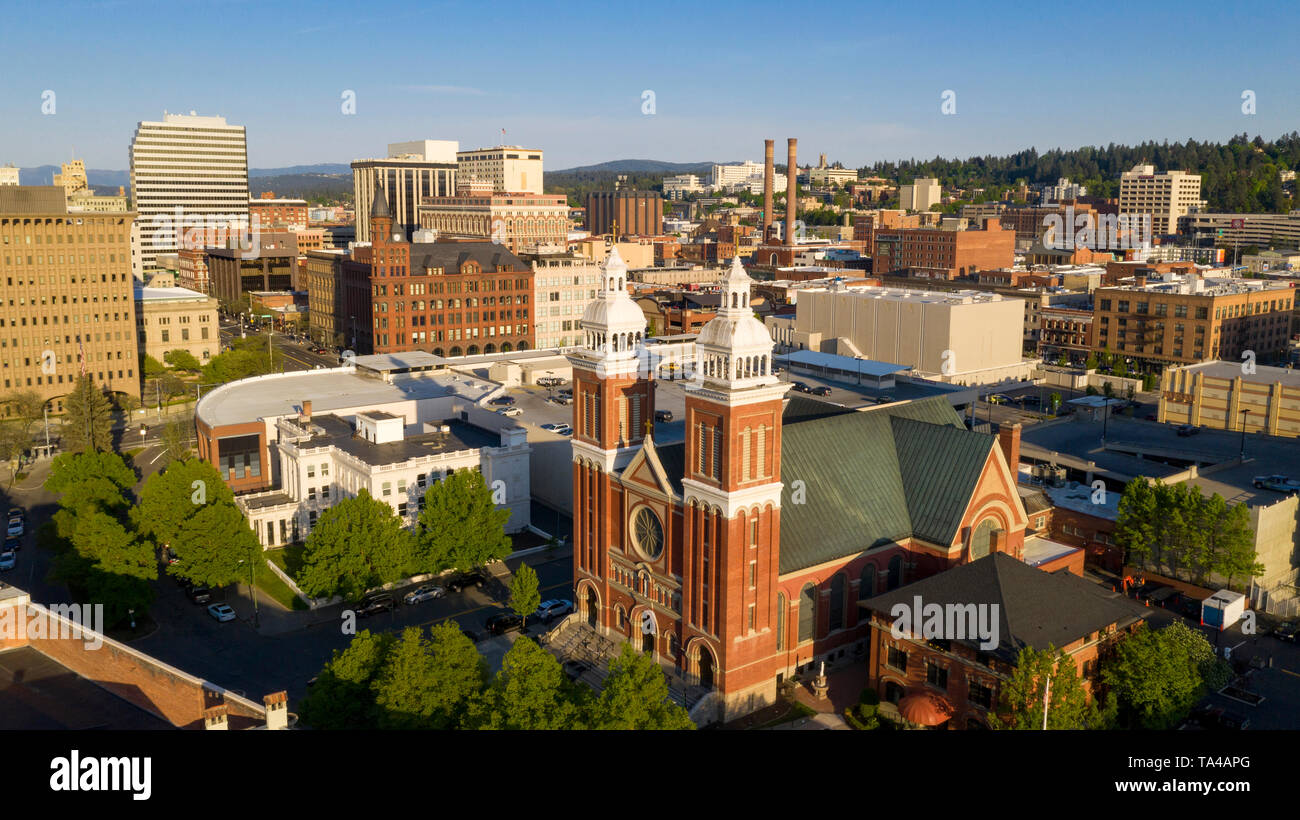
[1252,474,1300,493]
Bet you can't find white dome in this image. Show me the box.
[696,314,772,352]
[582,295,646,333]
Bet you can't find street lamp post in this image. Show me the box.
[1240,409,1250,461]
[1101,398,1110,445]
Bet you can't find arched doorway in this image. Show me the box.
[449,346,463,357]
[467,344,480,356]
[580,583,599,628]
[518,341,530,351]
[696,644,715,690]
[640,611,656,655]
[484,343,496,354]
[500,342,512,353]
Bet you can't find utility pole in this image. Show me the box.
[1042,673,1051,731]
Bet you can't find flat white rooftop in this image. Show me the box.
[196,367,493,428]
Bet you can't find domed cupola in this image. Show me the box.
[694,256,777,388]
[579,246,646,361]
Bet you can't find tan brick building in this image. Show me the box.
[0,186,140,410]
[1092,272,1295,367]
[304,248,346,349]
[1159,360,1300,438]
[417,192,569,254]
[135,274,219,366]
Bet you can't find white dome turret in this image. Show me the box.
[580,246,646,359]
[695,256,777,388]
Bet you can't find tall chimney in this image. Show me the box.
[785,138,798,247]
[302,400,312,422]
[998,423,1022,477]
[762,139,775,239]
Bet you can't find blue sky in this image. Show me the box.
[2,0,1298,172]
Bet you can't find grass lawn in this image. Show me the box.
[747,697,817,730]
[255,552,306,610]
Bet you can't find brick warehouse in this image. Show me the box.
[567,250,1031,720]
[341,191,536,356]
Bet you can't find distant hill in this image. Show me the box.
[551,159,719,175]
[545,159,723,204]
[17,163,350,188]
[250,174,352,202]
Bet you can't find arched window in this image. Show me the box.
[776,592,786,651]
[887,555,903,590]
[798,583,815,643]
[859,564,876,600]
[829,573,846,632]
[971,519,997,560]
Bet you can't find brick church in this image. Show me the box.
[567,249,1030,719]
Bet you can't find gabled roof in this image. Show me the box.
[777,396,994,574]
[860,553,1148,661]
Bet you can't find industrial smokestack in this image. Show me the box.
[763,139,774,238]
[785,138,798,247]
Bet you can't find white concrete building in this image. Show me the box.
[457,146,543,195]
[662,174,707,199]
[899,178,941,212]
[1119,164,1205,235]
[767,283,1030,384]
[130,111,250,272]
[0,164,19,186]
[710,161,765,190]
[352,140,459,242]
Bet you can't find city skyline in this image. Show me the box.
[2,0,1298,171]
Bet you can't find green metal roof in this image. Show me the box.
[777,396,993,574]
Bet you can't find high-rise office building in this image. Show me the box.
[457,146,543,194]
[130,111,250,273]
[0,186,140,409]
[899,177,941,212]
[351,141,459,243]
[1119,164,1204,235]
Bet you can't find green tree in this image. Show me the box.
[159,372,187,401]
[52,508,157,628]
[143,356,167,378]
[588,643,694,730]
[1115,477,1159,567]
[299,630,394,729]
[372,626,487,730]
[134,460,231,555]
[470,637,584,730]
[510,564,541,628]
[993,645,1097,730]
[1084,353,1099,370]
[163,349,202,371]
[160,418,194,465]
[62,375,114,453]
[298,488,414,601]
[414,469,511,573]
[1102,623,1208,729]
[45,450,136,516]
[5,390,46,440]
[115,392,140,418]
[0,423,29,479]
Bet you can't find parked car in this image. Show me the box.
[1175,424,1199,437]
[6,518,23,537]
[548,395,572,406]
[207,603,236,622]
[163,547,180,565]
[533,599,574,623]
[1252,474,1300,493]
[541,422,572,435]
[485,612,524,635]
[1167,592,1203,620]
[987,394,1007,405]
[875,394,896,404]
[403,584,445,605]
[356,594,395,617]
[447,569,487,592]
[497,406,523,417]
[5,535,21,552]
[0,550,15,571]
[810,386,833,396]
[1271,621,1299,642]
[789,381,812,393]
[7,507,23,522]
[489,396,516,406]
[654,410,674,423]
[186,585,212,604]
